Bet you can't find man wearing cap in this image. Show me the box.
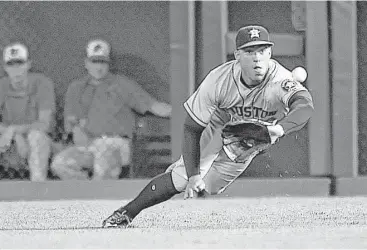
[0,43,56,181]
[50,39,172,180]
[102,25,314,228]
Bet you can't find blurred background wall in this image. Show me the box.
[358,1,367,176]
[0,2,171,102]
[0,2,172,178]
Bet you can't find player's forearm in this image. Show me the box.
[182,115,205,178]
[182,127,201,178]
[149,101,172,118]
[278,94,314,134]
[13,110,53,134]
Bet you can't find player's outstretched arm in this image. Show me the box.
[277,90,314,135]
[182,113,206,199]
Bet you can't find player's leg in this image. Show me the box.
[202,149,259,195]
[160,150,259,198]
[27,130,51,181]
[102,157,185,228]
[102,153,224,228]
[89,136,131,179]
[0,140,27,179]
[13,133,30,179]
[50,146,94,180]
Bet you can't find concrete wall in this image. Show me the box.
[0,178,331,201]
[0,1,171,105]
[357,1,367,176]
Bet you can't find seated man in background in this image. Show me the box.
[0,43,56,181]
[51,39,171,180]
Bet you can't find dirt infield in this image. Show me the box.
[0,197,367,248]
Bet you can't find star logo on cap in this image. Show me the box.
[10,48,18,56]
[94,44,102,52]
[248,28,260,40]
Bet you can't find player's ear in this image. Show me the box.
[26,60,32,70]
[234,50,240,61]
[84,58,90,68]
[268,47,272,57]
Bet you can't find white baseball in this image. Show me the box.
[292,67,308,83]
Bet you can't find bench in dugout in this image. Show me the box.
[0,114,171,180]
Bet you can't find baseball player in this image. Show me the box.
[102,25,314,228]
[50,39,171,180]
[0,43,56,181]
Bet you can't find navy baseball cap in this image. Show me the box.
[236,25,274,50]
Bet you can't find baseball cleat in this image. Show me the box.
[102,208,133,228]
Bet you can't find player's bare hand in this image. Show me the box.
[267,124,284,144]
[65,116,79,133]
[150,102,172,118]
[79,119,87,128]
[184,174,206,199]
[0,126,15,152]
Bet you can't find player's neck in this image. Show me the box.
[89,74,111,85]
[240,74,260,89]
[10,78,29,93]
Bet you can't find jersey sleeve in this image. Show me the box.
[278,79,309,107]
[113,76,156,115]
[183,72,219,127]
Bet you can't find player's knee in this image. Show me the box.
[50,153,65,173]
[165,164,173,173]
[27,130,47,140]
[50,155,88,180]
[93,167,116,180]
[90,137,107,151]
[27,130,50,147]
[108,167,121,179]
[165,157,188,192]
[88,138,108,160]
[170,169,188,192]
[50,149,77,173]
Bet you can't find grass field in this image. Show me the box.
[0,197,367,248]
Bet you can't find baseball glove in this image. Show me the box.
[221,120,272,163]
